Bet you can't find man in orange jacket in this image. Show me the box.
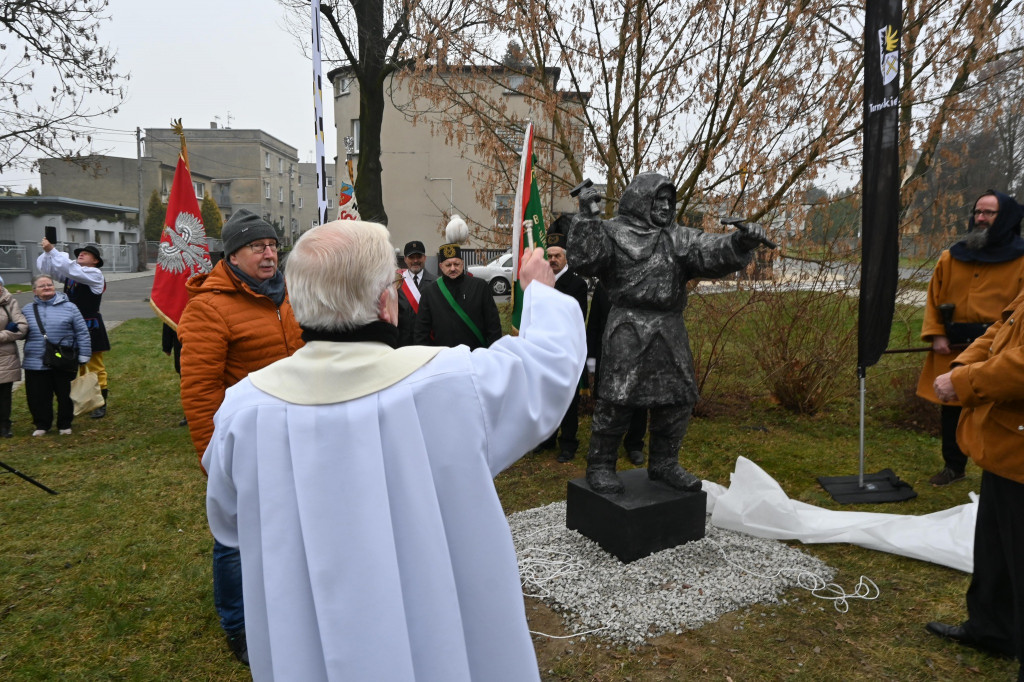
[917,190,1024,486]
[178,209,304,666]
[927,194,1024,680]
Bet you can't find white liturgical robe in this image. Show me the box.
[203,283,586,682]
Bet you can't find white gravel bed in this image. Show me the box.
[509,501,837,647]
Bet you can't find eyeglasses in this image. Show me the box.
[248,241,279,253]
[972,209,999,219]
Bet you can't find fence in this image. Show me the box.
[461,248,508,267]
[0,243,143,284]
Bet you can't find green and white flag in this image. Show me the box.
[511,122,545,331]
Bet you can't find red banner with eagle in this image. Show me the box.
[149,155,212,327]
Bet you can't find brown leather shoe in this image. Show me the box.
[929,468,965,487]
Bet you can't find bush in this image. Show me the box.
[744,288,858,413]
[686,285,762,415]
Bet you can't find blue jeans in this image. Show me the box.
[212,539,245,634]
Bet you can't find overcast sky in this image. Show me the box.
[0,0,335,195]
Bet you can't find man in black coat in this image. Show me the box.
[534,227,590,462]
[396,240,437,347]
[414,243,501,349]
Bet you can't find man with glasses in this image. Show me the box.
[917,191,1024,487]
[178,208,304,667]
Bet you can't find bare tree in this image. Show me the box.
[277,0,484,225]
[898,0,1024,235]
[398,0,867,237]
[0,0,126,172]
[390,0,1022,248]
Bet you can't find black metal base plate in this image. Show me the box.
[817,469,917,504]
[566,468,706,563]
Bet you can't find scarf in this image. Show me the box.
[227,262,287,306]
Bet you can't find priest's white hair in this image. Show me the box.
[286,220,395,331]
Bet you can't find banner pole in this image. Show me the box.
[859,369,866,488]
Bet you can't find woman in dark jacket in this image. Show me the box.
[22,274,91,436]
[0,275,29,437]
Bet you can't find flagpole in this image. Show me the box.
[312,0,328,226]
[817,0,912,504]
[171,118,189,170]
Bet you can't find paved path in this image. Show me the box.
[10,271,155,389]
[13,270,156,323]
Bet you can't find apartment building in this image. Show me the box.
[144,127,299,241]
[294,162,338,233]
[39,155,214,228]
[40,126,301,244]
[327,65,583,254]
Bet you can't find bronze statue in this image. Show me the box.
[569,173,773,494]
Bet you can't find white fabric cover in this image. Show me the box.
[203,283,586,682]
[706,457,977,573]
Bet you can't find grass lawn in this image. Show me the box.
[0,316,1017,680]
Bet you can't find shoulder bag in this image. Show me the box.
[32,305,79,373]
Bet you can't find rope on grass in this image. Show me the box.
[707,538,880,613]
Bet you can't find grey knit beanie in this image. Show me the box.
[222,209,278,256]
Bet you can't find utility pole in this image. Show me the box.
[287,162,295,246]
[137,127,145,270]
[136,127,144,229]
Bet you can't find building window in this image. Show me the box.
[298,197,303,208]
[264,182,271,199]
[193,181,205,199]
[351,119,361,150]
[326,176,334,187]
[504,74,526,93]
[311,219,318,230]
[278,187,284,203]
[328,198,334,209]
[265,152,271,169]
[337,76,352,94]
[279,158,284,174]
[495,194,514,225]
[297,174,302,185]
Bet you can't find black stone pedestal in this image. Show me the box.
[566,468,706,563]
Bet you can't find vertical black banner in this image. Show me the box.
[858,0,902,369]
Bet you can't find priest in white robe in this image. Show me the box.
[203,219,586,682]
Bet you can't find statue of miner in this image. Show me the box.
[569,173,773,494]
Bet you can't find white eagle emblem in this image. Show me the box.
[158,212,211,274]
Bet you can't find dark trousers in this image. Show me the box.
[622,409,649,453]
[0,381,11,427]
[540,388,581,453]
[24,369,75,431]
[964,470,1024,676]
[940,404,968,473]
[590,400,691,464]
